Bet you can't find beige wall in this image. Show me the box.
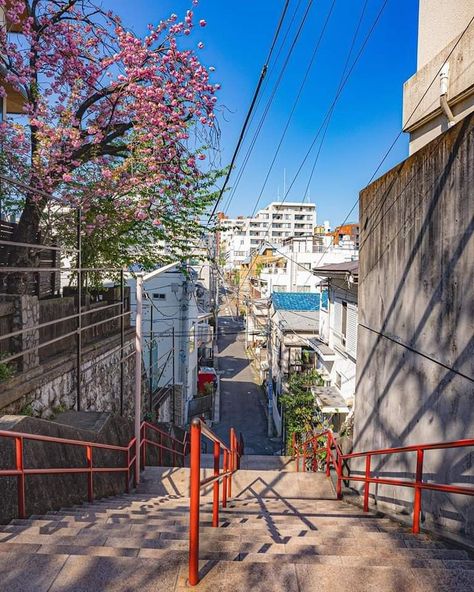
[403,1,474,153]
[418,0,474,67]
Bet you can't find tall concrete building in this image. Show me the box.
[219,202,316,270]
[403,0,474,153]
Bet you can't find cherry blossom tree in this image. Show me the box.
[0,0,218,281]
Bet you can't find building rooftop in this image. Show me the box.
[276,310,320,333]
[271,292,321,311]
[312,260,359,278]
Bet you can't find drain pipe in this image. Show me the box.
[440,63,455,128]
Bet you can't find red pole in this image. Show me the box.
[222,450,228,508]
[189,418,201,586]
[86,445,93,503]
[303,442,307,473]
[336,442,343,500]
[363,454,371,512]
[212,441,220,527]
[133,439,137,489]
[16,437,25,519]
[325,436,331,477]
[126,446,130,494]
[412,448,424,534]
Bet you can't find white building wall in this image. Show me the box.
[128,269,199,423]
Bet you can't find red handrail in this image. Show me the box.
[293,430,474,533]
[188,418,243,586]
[0,421,187,519]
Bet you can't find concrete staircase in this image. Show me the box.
[0,455,473,591]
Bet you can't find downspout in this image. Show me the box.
[440,63,455,128]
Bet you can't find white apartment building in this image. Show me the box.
[257,235,358,296]
[219,202,316,270]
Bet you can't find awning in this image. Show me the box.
[307,338,336,361]
[311,386,350,414]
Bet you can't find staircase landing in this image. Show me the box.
[1,456,472,591]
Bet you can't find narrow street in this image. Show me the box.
[212,301,280,455]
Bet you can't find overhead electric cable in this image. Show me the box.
[248,0,338,219]
[207,0,291,223]
[222,0,311,215]
[236,0,390,291]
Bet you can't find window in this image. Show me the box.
[335,372,342,390]
[273,285,286,292]
[152,293,166,300]
[296,286,311,293]
[301,262,312,270]
[341,301,348,347]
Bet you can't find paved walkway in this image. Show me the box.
[213,310,280,455]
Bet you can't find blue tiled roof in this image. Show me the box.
[272,291,325,311]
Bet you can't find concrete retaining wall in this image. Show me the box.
[354,115,473,537]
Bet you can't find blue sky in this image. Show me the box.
[105,0,419,227]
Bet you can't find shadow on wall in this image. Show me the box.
[353,115,474,535]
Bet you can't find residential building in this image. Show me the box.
[257,235,358,297]
[308,261,359,424]
[218,201,316,270]
[403,0,474,153]
[355,5,473,535]
[332,223,360,249]
[128,264,213,426]
[268,292,322,436]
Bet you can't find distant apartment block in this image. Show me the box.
[218,201,316,270]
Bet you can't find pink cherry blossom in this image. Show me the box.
[0,0,219,233]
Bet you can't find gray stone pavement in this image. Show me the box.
[212,312,280,456]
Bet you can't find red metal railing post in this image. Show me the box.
[228,429,234,499]
[293,433,299,472]
[303,441,307,473]
[189,418,201,586]
[141,425,146,470]
[222,450,228,508]
[126,446,130,494]
[212,441,220,527]
[159,431,163,466]
[326,436,331,477]
[336,446,343,500]
[86,445,93,503]
[363,454,371,512]
[133,439,138,489]
[15,436,25,519]
[412,448,424,534]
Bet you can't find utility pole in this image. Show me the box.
[172,326,176,424]
[134,273,143,484]
[267,304,273,438]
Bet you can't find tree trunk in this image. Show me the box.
[5,197,46,295]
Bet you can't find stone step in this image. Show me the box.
[1,524,442,549]
[1,530,468,561]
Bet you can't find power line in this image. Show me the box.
[223,0,315,216]
[221,0,304,215]
[248,0,338,219]
[334,12,474,262]
[360,322,474,383]
[206,0,291,223]
[236,0,389,292]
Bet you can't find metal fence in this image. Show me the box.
[0,177,134,416]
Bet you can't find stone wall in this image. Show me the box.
[353,115,473,536]
[0,331,137,419]
[0,413,134,524]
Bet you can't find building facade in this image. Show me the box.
[309,261,359,414]
[218,201,317,270]
[403,0,474,153]
[257,235,358,297]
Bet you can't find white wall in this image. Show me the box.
[128,270,199,421]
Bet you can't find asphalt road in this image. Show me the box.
[212,308,280,456]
